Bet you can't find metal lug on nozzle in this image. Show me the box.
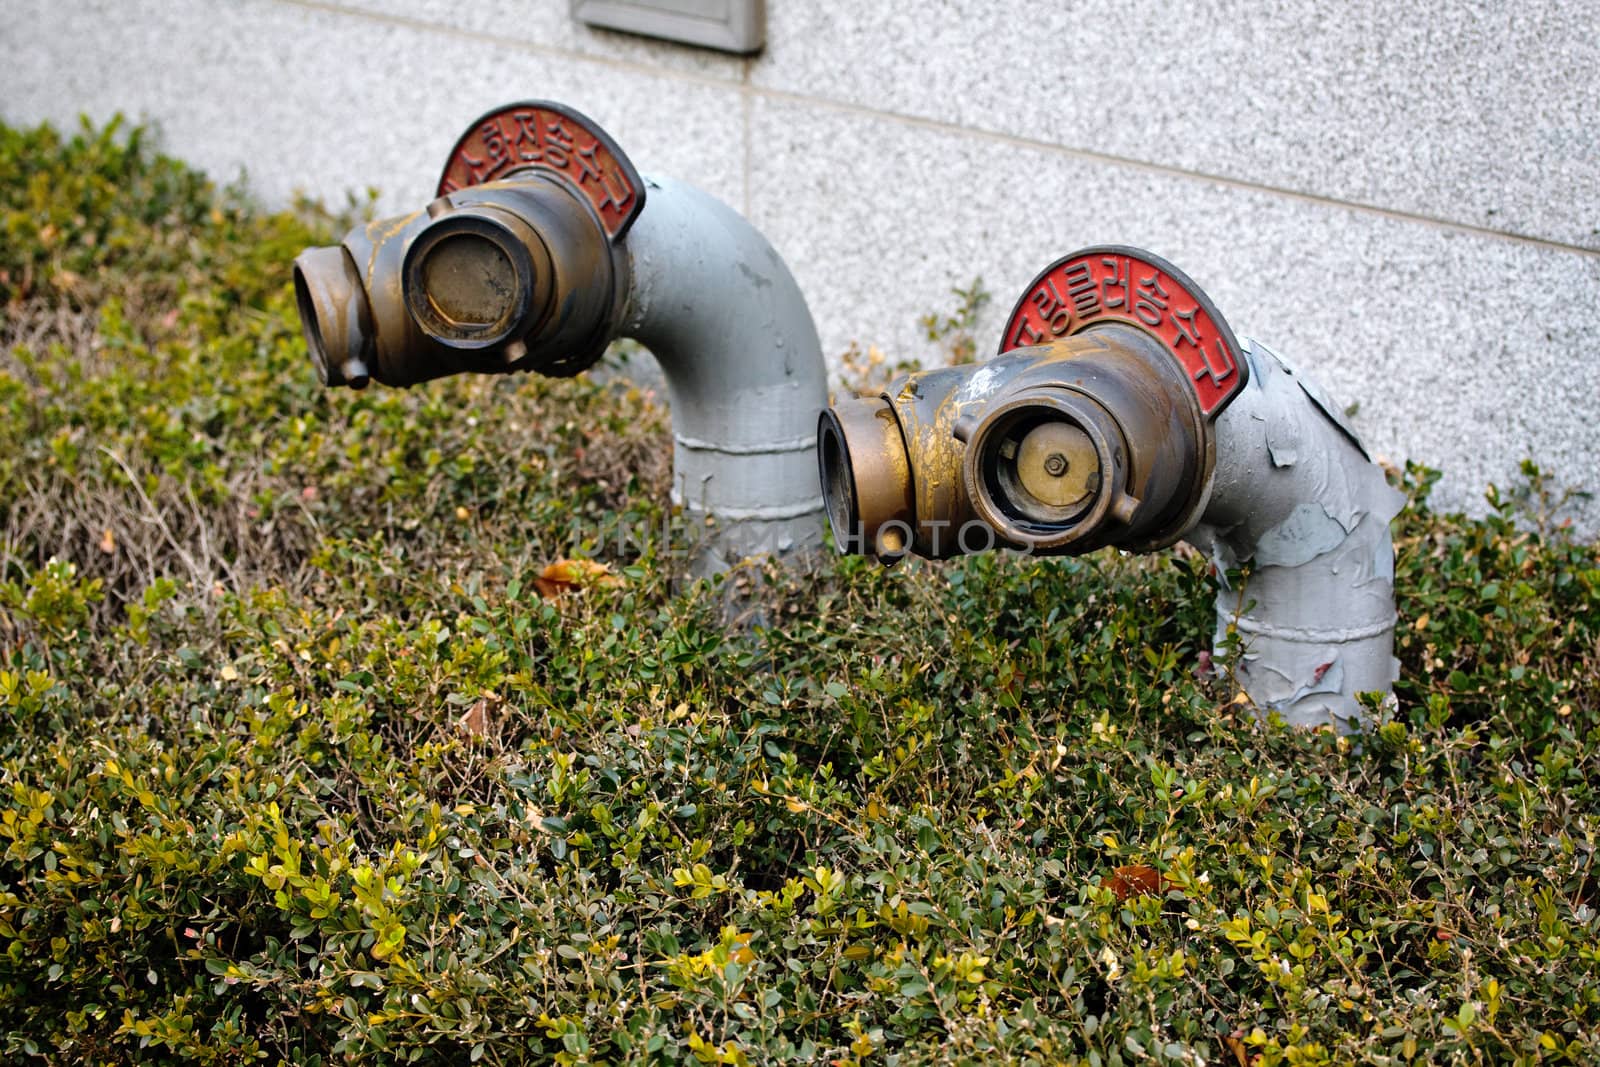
[340,357,370,389]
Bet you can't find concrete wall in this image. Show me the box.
[4,0,1597,532]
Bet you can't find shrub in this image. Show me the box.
[0,117,1597,1065]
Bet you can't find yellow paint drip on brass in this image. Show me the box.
[364,210,423,278]
[873,404,912,500]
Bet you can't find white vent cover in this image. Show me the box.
[572,0,764,55]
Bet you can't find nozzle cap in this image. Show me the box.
[1014,420,1098,513]
[965,389,1128,551]
[402,208,553,351]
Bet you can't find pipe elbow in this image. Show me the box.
[620,177,829,564]
[817,245,1402,733]
[1190,341,1405,731]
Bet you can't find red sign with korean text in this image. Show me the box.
[1000,247,1247,418]
[437,101,645,240]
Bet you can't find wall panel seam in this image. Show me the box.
[277,0,1599,260]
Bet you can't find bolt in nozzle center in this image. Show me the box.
[964,390,1129,551]
[1014,420,1099,511]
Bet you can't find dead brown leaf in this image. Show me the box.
[1101,864,1173,901]
[458,697,495,737]
[533,558,624,599]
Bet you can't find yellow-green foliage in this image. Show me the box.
[1,117,1598,1065]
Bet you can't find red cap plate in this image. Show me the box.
[1000,246,1248,418]
[437,100,645,240]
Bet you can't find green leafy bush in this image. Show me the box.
[0,117,1597,1065]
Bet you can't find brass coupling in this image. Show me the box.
[292,101,650,391]
[821,324,1208,559]
[819,247,1248,562]
[293,177,622,389]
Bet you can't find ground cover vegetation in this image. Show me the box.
[0,117,1597,1065]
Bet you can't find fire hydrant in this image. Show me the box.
[818,247,1403,731]
[293,100,827,569]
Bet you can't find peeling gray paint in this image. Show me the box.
[1252,502,1352,568]
[618,176,828,571]
[1189,340,1405,731]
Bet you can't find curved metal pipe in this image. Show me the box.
[291,103,826,571]
[1189,340,1404,730]
[618,177,827,569]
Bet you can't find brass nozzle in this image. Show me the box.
[402,205,554,351]
[292,177,622,389]
[818,397,914,557]
[964,387,1130,548]
[818,323,1212,561]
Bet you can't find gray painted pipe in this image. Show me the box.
[1187,340,1405,731]
[617,176,828,571]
